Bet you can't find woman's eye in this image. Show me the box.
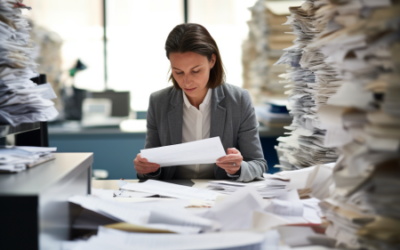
[175,72,183,75]
[193,71,200,74]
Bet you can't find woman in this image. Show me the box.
[134,23,267,182]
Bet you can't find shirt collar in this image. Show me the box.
[182,88,212,109]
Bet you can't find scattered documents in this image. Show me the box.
[207,175,289,198]
[202,187,266,231]
[122,180,220,201]
[69,195,216,233]
[66,183,328,249]
[140,137,225,167]
[0,146,56,172]
[0,0,58,126]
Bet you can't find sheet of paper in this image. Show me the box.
[91,188,155,199]
[265,199,304,217]
[324,127,353,148]
[140,137,226,167]
[276,188,300,202]
[278,226,319,247]
[69,195,150,225]
[70,195,215,231]
[85,227,268,250]
[274,167,316,190]
[253,211,290,230]
[202,187,266,231]
[122,180,219,201]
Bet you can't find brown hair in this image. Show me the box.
[165,23,226,89]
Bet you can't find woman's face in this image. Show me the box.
[169,52,216,101]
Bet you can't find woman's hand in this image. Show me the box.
[216,148,243,175]
[134,153,160,174]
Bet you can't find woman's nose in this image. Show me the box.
[183,74,190,85]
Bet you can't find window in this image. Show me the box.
[189,0,257,88]
[107,0,183,110]
[23,0,256,112]
[23,0,105,90]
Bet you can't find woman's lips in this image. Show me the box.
[184,87,196,92]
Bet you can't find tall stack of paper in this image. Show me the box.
[0,0,58,126]
[312,1,400,249]
[242,0,296,102]
[273,0,339,170]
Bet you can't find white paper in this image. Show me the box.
[122,180,219,201]
[202,187,266,231]
[278,226,319,247]
[68,195,150,225]
[72,227,265,250]
[274,167,316,190]
[252,211,291,230]
[265,199,304,217]
[140,137,226,167]
[327,82,374,110]
[69,195,215,231]
[324,127,353,148]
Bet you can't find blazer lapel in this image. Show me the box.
[168,89,183,145]
[210,85,226,140]
[210,85,227,179]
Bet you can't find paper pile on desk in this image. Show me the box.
[121,180,220,201]
[69,195,216,234]
[68,186,325,249]
[0,0,58,126]
[0,146,56,172]
[273,0,340,170]
[307,0,400,249]
[140,137,225,167]
[207,175,289,198]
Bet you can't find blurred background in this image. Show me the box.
[20,0,302,179]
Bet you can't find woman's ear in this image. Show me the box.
[210,54,216,69]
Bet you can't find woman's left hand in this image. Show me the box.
[216,148,243,175]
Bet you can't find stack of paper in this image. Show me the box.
[207,175,289,198]
[242,0,296,101]
[309,0,400,249]
[273,0,340,170]
[0,0,58,126]
[0,146,56,172]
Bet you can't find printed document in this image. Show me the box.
[140,137,226,167]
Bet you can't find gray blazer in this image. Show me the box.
[137,83,267,182]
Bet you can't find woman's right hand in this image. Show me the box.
[134,153,160,174]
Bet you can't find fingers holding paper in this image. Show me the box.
[216,148,243,175]
[134,153,160,174]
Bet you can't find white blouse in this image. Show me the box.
[173,88,215,179]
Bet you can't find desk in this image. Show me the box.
[0,153,93,250]
[92,179,211,190]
